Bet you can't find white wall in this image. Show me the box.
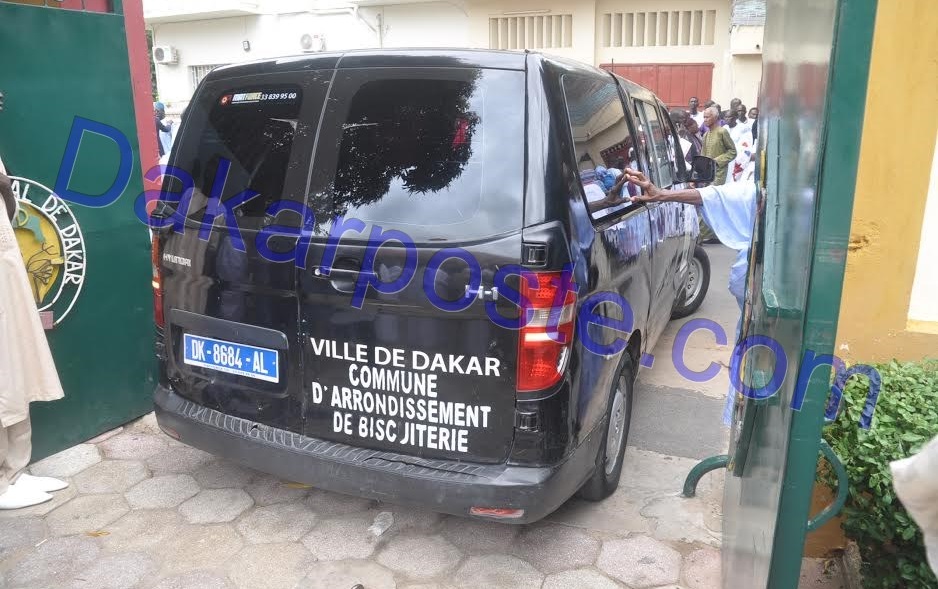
[909,130,938,325]
[594,0,732,100]
[729,25,763,109]
[730,54,761,108]
[151,11,379,107]
[150,0,758,114]
[151,17,251,105]
[381,3,469,48]
[729,24,762,54]
[467,0,598,64]
[276,11,378,53]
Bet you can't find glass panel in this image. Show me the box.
[308,69,524,242]
[636,101,673,187]
[561,75,641,221]
[660,106,687,183]
[176,86,303,224]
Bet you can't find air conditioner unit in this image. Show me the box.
[299,33,326,53]
[153,46,178,65]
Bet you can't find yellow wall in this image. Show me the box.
[836,0,938,362]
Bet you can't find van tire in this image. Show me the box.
[671,245,711,319]
[578,358,634,502]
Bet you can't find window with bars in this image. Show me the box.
[489,14,573,50]
[189,64,227,92]
[601,10,717,47]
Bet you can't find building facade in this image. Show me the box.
[145,0,764,113]
[835,0,938,362]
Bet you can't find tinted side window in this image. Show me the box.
[175,85,306,226]
[660,104,688,183]
[636,101,673,187]
[561,75,641,221]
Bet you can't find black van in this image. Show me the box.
[152,49,711,523]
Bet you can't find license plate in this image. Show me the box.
[182,334,279,383]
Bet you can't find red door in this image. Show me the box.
[600,63,714,110]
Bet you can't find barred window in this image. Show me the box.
[489,14,573,50]
[189,64,227,92]
[601,10,717,47]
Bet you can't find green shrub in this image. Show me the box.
[822,360,938,589]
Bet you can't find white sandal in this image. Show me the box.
[0,483,52,510]
[14,473,69,493]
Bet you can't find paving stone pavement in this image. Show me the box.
[0,249,754,589]
[0,412,726,589]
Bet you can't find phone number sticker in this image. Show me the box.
[226,91,299,105]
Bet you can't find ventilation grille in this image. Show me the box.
[489,14,574,50]
[600,10,717,47]
[189,64,227,91]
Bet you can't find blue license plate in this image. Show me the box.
[182,334,279,383]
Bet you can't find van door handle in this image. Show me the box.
[311,266,368,279]
[311,266,372,294]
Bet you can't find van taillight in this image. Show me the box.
[517,271,576,392]
[151,235,164,328]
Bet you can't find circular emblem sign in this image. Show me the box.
[10,176,87,327]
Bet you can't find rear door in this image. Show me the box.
[159,71,330,434]
[297,66,527,463]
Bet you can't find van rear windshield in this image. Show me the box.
[307,68,525,242]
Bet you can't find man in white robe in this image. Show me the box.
[0,160,69,509]
[621,168,758,425]
[892,435,938,576]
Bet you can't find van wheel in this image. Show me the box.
[671,245,711,319]
[578,359,634,501]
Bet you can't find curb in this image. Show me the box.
[841,541,863,589]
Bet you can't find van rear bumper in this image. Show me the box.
[154,385,600,524]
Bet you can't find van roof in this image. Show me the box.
[207,48,658,105]
[211,48,530,77]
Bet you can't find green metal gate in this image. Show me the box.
[704,0,879,587]
[0,0,156,459]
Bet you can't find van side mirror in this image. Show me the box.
[690,156,716,184]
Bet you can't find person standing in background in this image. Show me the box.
[725,108,750,146]
[725,110,755,183]
[729,98,742,118]
[701,106,737,185]
[699,101,717,133]
[688,96,704,126]
[0,159,69,510]
[154,102,173,158]
[678,112,703,164]
[671,111,693,162]
[748,107,760,141]
[623,167,759,425]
